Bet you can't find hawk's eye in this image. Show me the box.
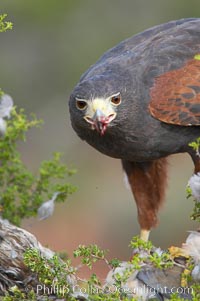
[76,99,87,110]
[110,93,121,106]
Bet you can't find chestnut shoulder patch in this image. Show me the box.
[149,58,200,126]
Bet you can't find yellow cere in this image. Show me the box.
[92,98,107,112]
[194,54,200,60]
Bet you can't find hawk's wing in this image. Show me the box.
[149,57,200,126]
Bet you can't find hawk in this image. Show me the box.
[69,18,200,241]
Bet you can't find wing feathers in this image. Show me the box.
[149,59,200,126]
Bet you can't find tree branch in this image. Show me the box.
[0,218,198,300]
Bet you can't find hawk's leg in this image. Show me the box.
[122,158,168,241]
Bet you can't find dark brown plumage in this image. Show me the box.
[69,18,200,240]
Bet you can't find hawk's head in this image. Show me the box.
[69,77,123,136]
[74,92,121,136]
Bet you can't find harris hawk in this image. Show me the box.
[69,18,200,241]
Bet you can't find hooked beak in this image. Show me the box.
[84,109,116,136]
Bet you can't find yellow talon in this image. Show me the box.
[140,229,150,241]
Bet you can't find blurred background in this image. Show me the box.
[1,0,200,277]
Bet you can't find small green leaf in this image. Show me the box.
[194,54,200,61]
[0,14,13,32]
